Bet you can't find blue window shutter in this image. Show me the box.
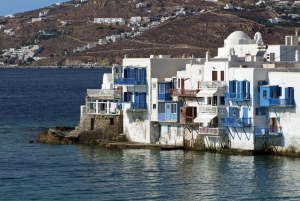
[278,87,282,97]
[229,107,233,117]
[229,81,234,93]
[239,81,244,99]
[138,68,142,84]
[246,80,250,98]
[124,92,128,102]
[290,87,294,100]
[142,92,146,108]
[130,68,134,79]
[285,87,289,99]
[142,68,146,84]
[124,68,128,78]
[135,92,139,109]
[235,80,239,94]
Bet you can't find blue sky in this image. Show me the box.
[0,0,67,16]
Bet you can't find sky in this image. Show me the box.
[0,0,67,16]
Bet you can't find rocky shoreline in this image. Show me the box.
[35,126,128,146]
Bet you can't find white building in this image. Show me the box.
[99,38,107,45]
[269,17,283,24]
[80,30,300,154]
[224,4,234,10]
[94,18,126,26]
[136,3,147,8]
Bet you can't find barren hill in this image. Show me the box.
[0,0,297,67]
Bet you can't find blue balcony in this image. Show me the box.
[269,98,294,107]
[158,93,171,101]
[158,113,166,121]
[222,117,252,127]
[254,126,282,136]
[224,92,250,101]
[114,78,146,85]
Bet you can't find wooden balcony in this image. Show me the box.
[170,89,200,97]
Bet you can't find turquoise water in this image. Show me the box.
[1,68,300,200]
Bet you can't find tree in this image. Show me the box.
[117,28,125,35]
[27,57,35,62]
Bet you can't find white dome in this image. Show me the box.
[227,31,251,40]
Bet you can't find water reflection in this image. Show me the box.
[74,146,300,200]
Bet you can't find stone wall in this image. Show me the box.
[76,113,124,143]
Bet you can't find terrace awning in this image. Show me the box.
[193,114,217,123]
[196,89,224,97]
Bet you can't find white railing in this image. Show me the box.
[198,106,226,115]
[87,89,121,98]
[199,81,227,89]
[199,127,226,135]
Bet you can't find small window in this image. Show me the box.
[110,118,114,125]
[220,96,225,105]
[256,108,266,115]
[153,82,156,89]
[272,90,276,98]
[263,90,267,99]
[171,103,177,113]
[168,125,171,133]
[153,104,156,109]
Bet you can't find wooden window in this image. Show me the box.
[212,71,217,81]
[221,71,224,81]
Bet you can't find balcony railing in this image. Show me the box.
[158,113,166,121]
[158,93,171,101]
[170,89,200,97]
[224,92,250,101]
[254,126,283,136]
[122,102,147,110]
[199,127,227,135]
[199,81,227,89]
[222,117,252,127]
[114,78,146,85]
[87,89,122,98]
[198,106,226,115]
[269,98,294,107]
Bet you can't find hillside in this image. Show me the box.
[0,0,298,67]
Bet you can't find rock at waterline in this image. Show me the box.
[37,128,75,144]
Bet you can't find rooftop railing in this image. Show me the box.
[199,81,227,89]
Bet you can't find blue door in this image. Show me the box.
[243,107,248,125]
[166,103,171,120]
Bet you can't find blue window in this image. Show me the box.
[158,102,165,113]
[171,103,177,114]
[256,108,266,115]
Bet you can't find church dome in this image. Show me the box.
[227,31,251,40]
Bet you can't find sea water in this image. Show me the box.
[1,68,300,200]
